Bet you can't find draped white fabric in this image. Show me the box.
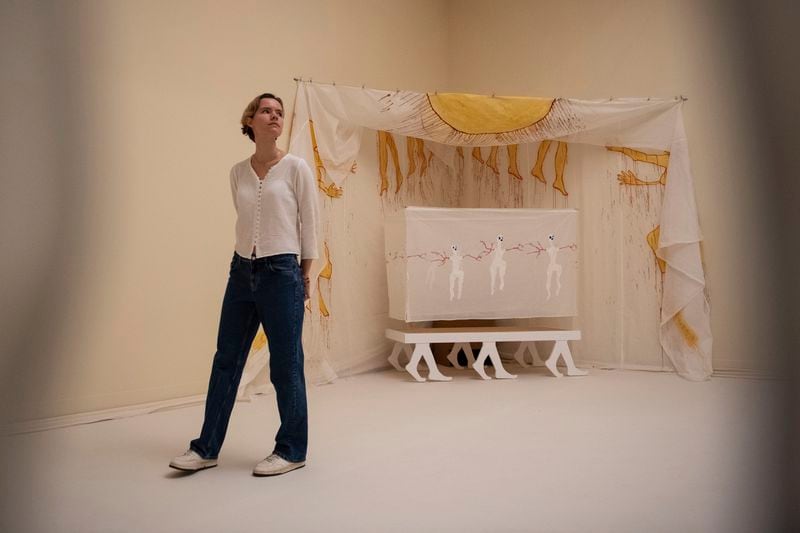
[238,81,711,393]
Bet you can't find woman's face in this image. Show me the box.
[248,97,284,141]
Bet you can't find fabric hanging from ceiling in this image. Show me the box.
[237,81,711,397]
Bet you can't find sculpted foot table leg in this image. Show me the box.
[473,344,491,380]
[560,341,588,376]
[545,340,587,377]
[405,343,451,382]
[388,342,405,371]
[422,344,452,381]
[513,342,530,367]
[485,341,517,379]
[474,342,517,380]
[447,342,476,369]
[461,343,476,368]
[447,343,466,369]
[404,344,427,382]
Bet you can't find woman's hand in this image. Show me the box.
[300,258,313,301]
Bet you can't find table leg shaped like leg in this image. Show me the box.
[404,344,427,382]
[447,343,466,369]
[388,342,405,371]
[513,342,530,367]
[472,344,492,380]
[462,343,476,368]
[559,341,588,376]
[421,344,452,381]
[447,342,476,369]
[485,342,517,379]
[544,342,564,378]
[528,342,544,365]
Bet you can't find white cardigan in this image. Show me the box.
[230,154,319,260]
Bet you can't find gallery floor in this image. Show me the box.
[1,366,788,533]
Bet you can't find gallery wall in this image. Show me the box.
[2,0,449,422]
[445,0,779,373]
[1,0,779,422]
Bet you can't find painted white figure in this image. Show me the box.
[545,234,562,300]
[489,234,506,295]
[449,244,464,301]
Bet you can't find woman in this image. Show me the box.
[170,92,319,476]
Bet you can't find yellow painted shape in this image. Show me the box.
[318,242,333,280]
[487,146,500,175]
[250,329,267,352]
[417,138,428,177]
[616,170,664,186]
[607,146,670,185]
[472,146,484,163]
[317,286,330,317]
[323,182,344,198]
[553,142,568,196]
[507,145,522,180]
[406,137,417,178]
[317,242,333,318]
[607,146,670,167]
[428,93,554,134]
[674,310,699,349]
[378,131,403,195]
[309,120,343,198]
[531,140,551,183]
[646,226,667,274]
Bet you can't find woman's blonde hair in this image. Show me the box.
[240,92,284,142]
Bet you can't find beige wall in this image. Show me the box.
[2,0,776,422]
[2,0,449,422]
[445,0,778,373]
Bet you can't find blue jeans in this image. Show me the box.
[190,252,308,463]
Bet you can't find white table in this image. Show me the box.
[386,326,587,382]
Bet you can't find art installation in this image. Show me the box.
[235,80,712,396]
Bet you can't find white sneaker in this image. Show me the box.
[252,454,305,477]
[169,449,218,472]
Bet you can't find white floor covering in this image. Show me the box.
[0,367,787,533]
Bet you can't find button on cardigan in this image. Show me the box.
[230,154,320,260]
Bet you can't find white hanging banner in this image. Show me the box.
[284,81,711,381]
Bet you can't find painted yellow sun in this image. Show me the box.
[427,93,554,135]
